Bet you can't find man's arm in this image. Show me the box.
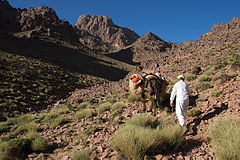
[170,84,177,106]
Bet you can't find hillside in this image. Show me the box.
[0,1,240,160]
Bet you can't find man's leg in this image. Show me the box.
[176,100,187,126]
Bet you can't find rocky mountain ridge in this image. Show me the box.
[74,14,139,52]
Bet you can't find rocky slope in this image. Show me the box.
[140,17,240,79]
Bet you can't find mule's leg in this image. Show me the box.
[147,93,155,114]
[142,95,147,112]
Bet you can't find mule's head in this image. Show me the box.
[129,74,144,94]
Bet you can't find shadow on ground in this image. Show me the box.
[187,103,228,136]
[0,33,128,81]
[107,47,140,66]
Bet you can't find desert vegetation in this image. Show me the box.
[209,117,240,160]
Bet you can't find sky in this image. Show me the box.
[7,0,240,43]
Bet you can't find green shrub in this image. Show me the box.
[13,123,39,134]
[26,131,50,152]
[228,53,240,70]
[111,102,126,111]
[195,82,212,91]
[187,108,201,117]
[0,121,13,133]
[204,70,214,76]
[198,75,212,82]
[215,72,237,83]
[41,112,60,123]
[127,93,141,102]
[84,125,98,135]
[77,102,89,110]
[72,148,91,160]
[97,103,111,114]
[185,73,197,81]
[57,105,71,114]
[76,109,95,119]
[214,62,226,71]
[211,90,220,97]
[209,117,240,160]
[125,114,158,128]
[110,113,185,159]
[231,60,240,70]
[105,95,117,103]
[52,116,69,128]
[196,97,208,102]
[17,114,37,124]
[0,138,32,159]
[191,65,202,74]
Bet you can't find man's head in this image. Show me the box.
[177,75,184,81]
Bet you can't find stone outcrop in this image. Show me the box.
[18,6,79,42]
[74,14,139,51]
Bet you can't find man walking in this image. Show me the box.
[170,75,189,127]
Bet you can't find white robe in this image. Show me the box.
[170,80,189,126]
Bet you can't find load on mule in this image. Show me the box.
[129,71,168,114]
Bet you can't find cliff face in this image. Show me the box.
[74,14,139,51]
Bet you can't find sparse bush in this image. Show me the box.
[125,114,158,129]
[187,108,201,117]
[84,125,98,135]
[214,62,226,71]
[110,113,185,159]
[196,97,208,102]
[0,121,13,133]
[127,93,141,102]
[111,102,126,111]
[211,90,220,97]
[185,73,197,81]
[13,123,39,134]
[228,53,240,70]
[195,82,212,91]
[86,98,98,105]
[76,109,95,119]
[57,105,71,114]
[209,117,240,160]
[97,103,111,114]
[72,148,91,160]
[105,95,117,103]
[26,131,50,152]
[52,116,69,128]
[191,65,202,74]
[41,112,60,123]
[17,114,37,124]
[204,69,214,76]
[0,138,32,159]
[198,75,211,82]
[77,102,89,110]
[231,60,240,70]
[214,72,237,83]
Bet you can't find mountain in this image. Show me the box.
[107,32,172,64]
[0,1,240,160]
[140,17,240,78]
[74,14,139,52]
